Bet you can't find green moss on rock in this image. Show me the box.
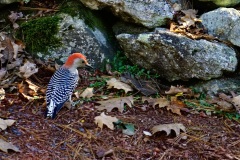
[18,16,62,54]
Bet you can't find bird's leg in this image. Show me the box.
[64,96,74,110]
[64,96,82,110]
[69,96,82,108]
[64,101,72,110]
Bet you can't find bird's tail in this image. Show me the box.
[45,99,57,119]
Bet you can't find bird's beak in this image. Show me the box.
[85,63,94,71]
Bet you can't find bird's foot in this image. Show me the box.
[64,101,72,110]
[64,100,82,110]
[72,100,81,107]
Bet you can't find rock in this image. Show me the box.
[116,28,237,81]
[0,0,20,9]
[80,0,176,28]
[0,0,20,4]
[193,1,240,14]
[36,12,116,68]
[200,8,240,47]
[112,21,151,35]
[198,0,240,7]
[192,76,240,96]
[16,1,118,68]
[37,9,116,67]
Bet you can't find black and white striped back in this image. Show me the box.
[45,67,79,118]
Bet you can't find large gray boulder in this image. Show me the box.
[201,8,240,47]
[116,28,237,81]
[37,13,116,68]
[79,0,175,28]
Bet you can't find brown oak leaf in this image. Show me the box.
[94,112,118,130]
[96,96,133,113]
[106,78,133,93]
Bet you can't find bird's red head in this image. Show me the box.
[63,53,88,68]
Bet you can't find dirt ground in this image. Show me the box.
[1,88,240,160]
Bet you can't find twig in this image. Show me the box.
[88,140,96,159]
[73,142,84,160]
[159,151,166,160]
[223,119,234,132]
[227,139,240,148]
[0,24,10,32]
[20,100,34,111]
[19,7,59,12]
[55,123,96,139]
[66,143,84,160]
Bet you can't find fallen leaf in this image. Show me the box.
[143,96,184,115]
[151,123,186,136]
[25,79,39,93]
[120,72,158,96]
[142,96,155,106]
[19,61,38,78]
[232,95,240,113]
[165,85,191,95]
[167,104,181,115]
[96,96,133,113]
[8,11,23,30]
[2,37,14,62]
[143,97,170,108]
[21,92,34,101]
[180,9,199,27]
[0,68,6,80]
[0,118,15,130]
[216,100,234,112]
[0,139,20,153]
[154,97,170,108]
[18,81,25,94]
[18,81,35,100]
[6,58,22,70]
[12,23,19,29]
[106,78,133,93]
[0,88,5,100]
[11,42,18,58]
[94,112,118,130]
[79,88,94,98]
[219,93,232,102]
[8,11,23,23]
[167,100,185,115]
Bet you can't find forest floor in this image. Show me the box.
[0,67,240,160]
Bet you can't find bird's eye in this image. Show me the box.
[82,61,85,63]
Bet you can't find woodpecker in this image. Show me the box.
[45,53,92,119]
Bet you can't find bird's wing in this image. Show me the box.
[46,68,78,108]
[46,68,79,118]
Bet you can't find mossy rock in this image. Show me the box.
[15,0,118,68]
[17,16,62,54]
